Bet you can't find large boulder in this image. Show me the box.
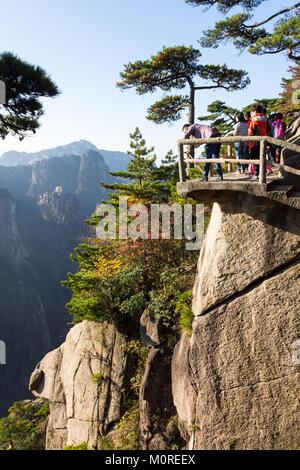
[172,194,300,450]
[171,334,196,447]
[29,320,127,450]
[192,194,300,317]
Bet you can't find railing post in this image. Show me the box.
[228,144,232,173]
[259,138,267,184]
[178,143,186,182]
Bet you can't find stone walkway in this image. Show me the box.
[178,166,300,210]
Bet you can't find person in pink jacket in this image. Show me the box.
[183,123,223,181]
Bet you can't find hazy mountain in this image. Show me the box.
[0,149,116,415]
[97,149,132,172]
[0,140,130,171]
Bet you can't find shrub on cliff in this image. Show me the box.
[0,399,49,450]
[62,129,198,333]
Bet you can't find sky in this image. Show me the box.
[0,0,296,162]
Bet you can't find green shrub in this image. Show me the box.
[176,291,194,336]
[98,406,140,451]
[92,373,102,385]
[0,399,49,450]
[65,441,88,450]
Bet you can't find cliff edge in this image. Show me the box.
[28,190,300,450]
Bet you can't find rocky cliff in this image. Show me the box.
[26,186,300,450]
[280,115,300,185]
[0,189,51,413]
[172,193,300,450]
[29,321,127,450]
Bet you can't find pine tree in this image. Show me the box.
[242,98,281,114]
[197,97,282,134]
[101,127,176,204]
[0,52,60,140]
[198,100,238,135]
[280,64,300,120]
[117,46,249,127]
[186,1,300,61]
[62,130,197,328]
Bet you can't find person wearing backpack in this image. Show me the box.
[248,104,272,179]
[272,113,286,163]
[182,123,223,181]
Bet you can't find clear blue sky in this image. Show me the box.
[0,0,295,161]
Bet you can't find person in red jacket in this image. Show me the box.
[248,104,272,179]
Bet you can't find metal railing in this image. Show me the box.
[177,136,300,184]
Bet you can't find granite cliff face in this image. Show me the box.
[280,115,300,185]
[0,189,51,413]
[172,193,300,450]
[29,321,127,450]
[27,190,300,450]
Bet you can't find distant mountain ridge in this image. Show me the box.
[0,140,130,172]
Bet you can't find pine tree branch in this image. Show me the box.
[194,85,224,90]
[259,44,298,55]
[121,72,187,90]
[288,41,300,60]
[175,102,190,112]
[145,73,185,87]
[243,3,300,29]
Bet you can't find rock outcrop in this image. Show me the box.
[172,193,300,450]
[24,171,300,451]
[280,115,300,186]
[29,320,127,450]
[171,334,196,447]
[139,310,183,450]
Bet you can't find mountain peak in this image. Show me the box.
[0,140,98,167]
[0,140,131,172]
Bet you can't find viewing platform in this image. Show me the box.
[177,135,300,210]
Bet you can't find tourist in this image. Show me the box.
[233,112,248,174]
[244,111,251,124]
[248,104,272,180]
[267,113,277,162]
[183,123,223,181]
[243,112,251,170]
[272,112,287,163]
